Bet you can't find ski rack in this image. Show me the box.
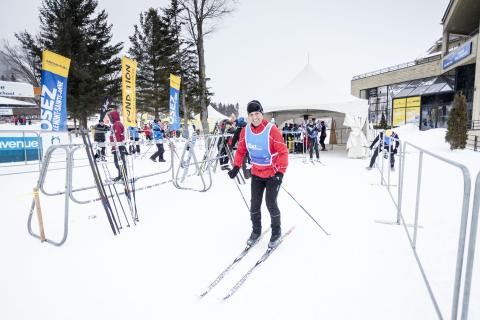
[26,136,178,246]
[27,144,79,246]
[173,134,213,192]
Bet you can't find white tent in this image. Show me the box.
[262,62,368,119]
[260,62,369,152]
[0,96,36,106]
[208,105,228,120]
[192,105,229,132]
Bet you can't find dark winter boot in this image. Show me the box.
[268,229,282,249]
[113,175,123,182]
[247,231,261,246]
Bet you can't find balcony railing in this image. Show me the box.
[352,54,442,81]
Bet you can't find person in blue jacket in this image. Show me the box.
[306,119,320,161]
[149,119,166,162]
[366,129,399,170]
[128,126,141,155]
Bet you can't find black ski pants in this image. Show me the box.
[250,175,282,236]
[150,143,165,161]
[113,146,127,177]
[218,143,228,166]
[319,136,326,150]
[308,137,319,159]
[369,146,395,168]
[129,138,140,154]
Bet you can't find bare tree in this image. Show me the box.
[180,0,236,133]
[0,40,40,86]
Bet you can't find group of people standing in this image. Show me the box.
[281,119,327,161]
[92,108,168,181]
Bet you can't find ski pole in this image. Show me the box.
[140,142,154,159]
[230,175,249,212]
[281,185,330,235]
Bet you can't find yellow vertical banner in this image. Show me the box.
[121,57,137,127]
[392,98,406,126]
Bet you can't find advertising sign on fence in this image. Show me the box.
[0,136,42,163]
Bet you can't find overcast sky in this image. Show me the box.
[2,0,450,108]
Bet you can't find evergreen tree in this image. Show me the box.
[16,0,123,126]
[129,8,169,118]
[162,0,203,118]
[445,92,468,150]
[129,3,202,122]
[379,112,387,129]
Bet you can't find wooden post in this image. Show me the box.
[33,187,46,242]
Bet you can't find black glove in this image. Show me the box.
[393,148,398,154]
[228,166,240,179]
[273,172,283,183]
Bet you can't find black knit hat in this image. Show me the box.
[247,100,263,114]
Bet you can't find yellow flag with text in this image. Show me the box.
[121,57,137,127]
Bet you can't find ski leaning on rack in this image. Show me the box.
[81,127,119,235]
[199,229,270,298]
[222,226,295,301]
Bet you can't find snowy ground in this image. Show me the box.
[1,123,480,319]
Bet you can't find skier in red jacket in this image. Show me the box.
[108,109,127,181]
[228,100,288,248]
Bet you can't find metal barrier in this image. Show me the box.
[396,141,471,319]
[24,132,239,245]
[27,144,75,246]
[173,136,213,192]
[461,171,480,320]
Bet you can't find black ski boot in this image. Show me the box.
[268,230,282,249]
[246,231,261,246]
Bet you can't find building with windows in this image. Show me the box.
[351,0,480,132]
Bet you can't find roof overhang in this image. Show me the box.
[442,0,480,35]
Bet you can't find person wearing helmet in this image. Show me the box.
[366,129,399,170]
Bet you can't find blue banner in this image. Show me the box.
[40,50,71,131]
[40,70,68,131]
[0,137,42,163]
[443,41,472,69]
[169,74,181,131]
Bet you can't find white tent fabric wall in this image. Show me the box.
[344,114,369,158]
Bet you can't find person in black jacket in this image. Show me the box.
[366,129,399,170]
[231,117,251,179]
[94,120,109,161]
[319,120,327,151]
